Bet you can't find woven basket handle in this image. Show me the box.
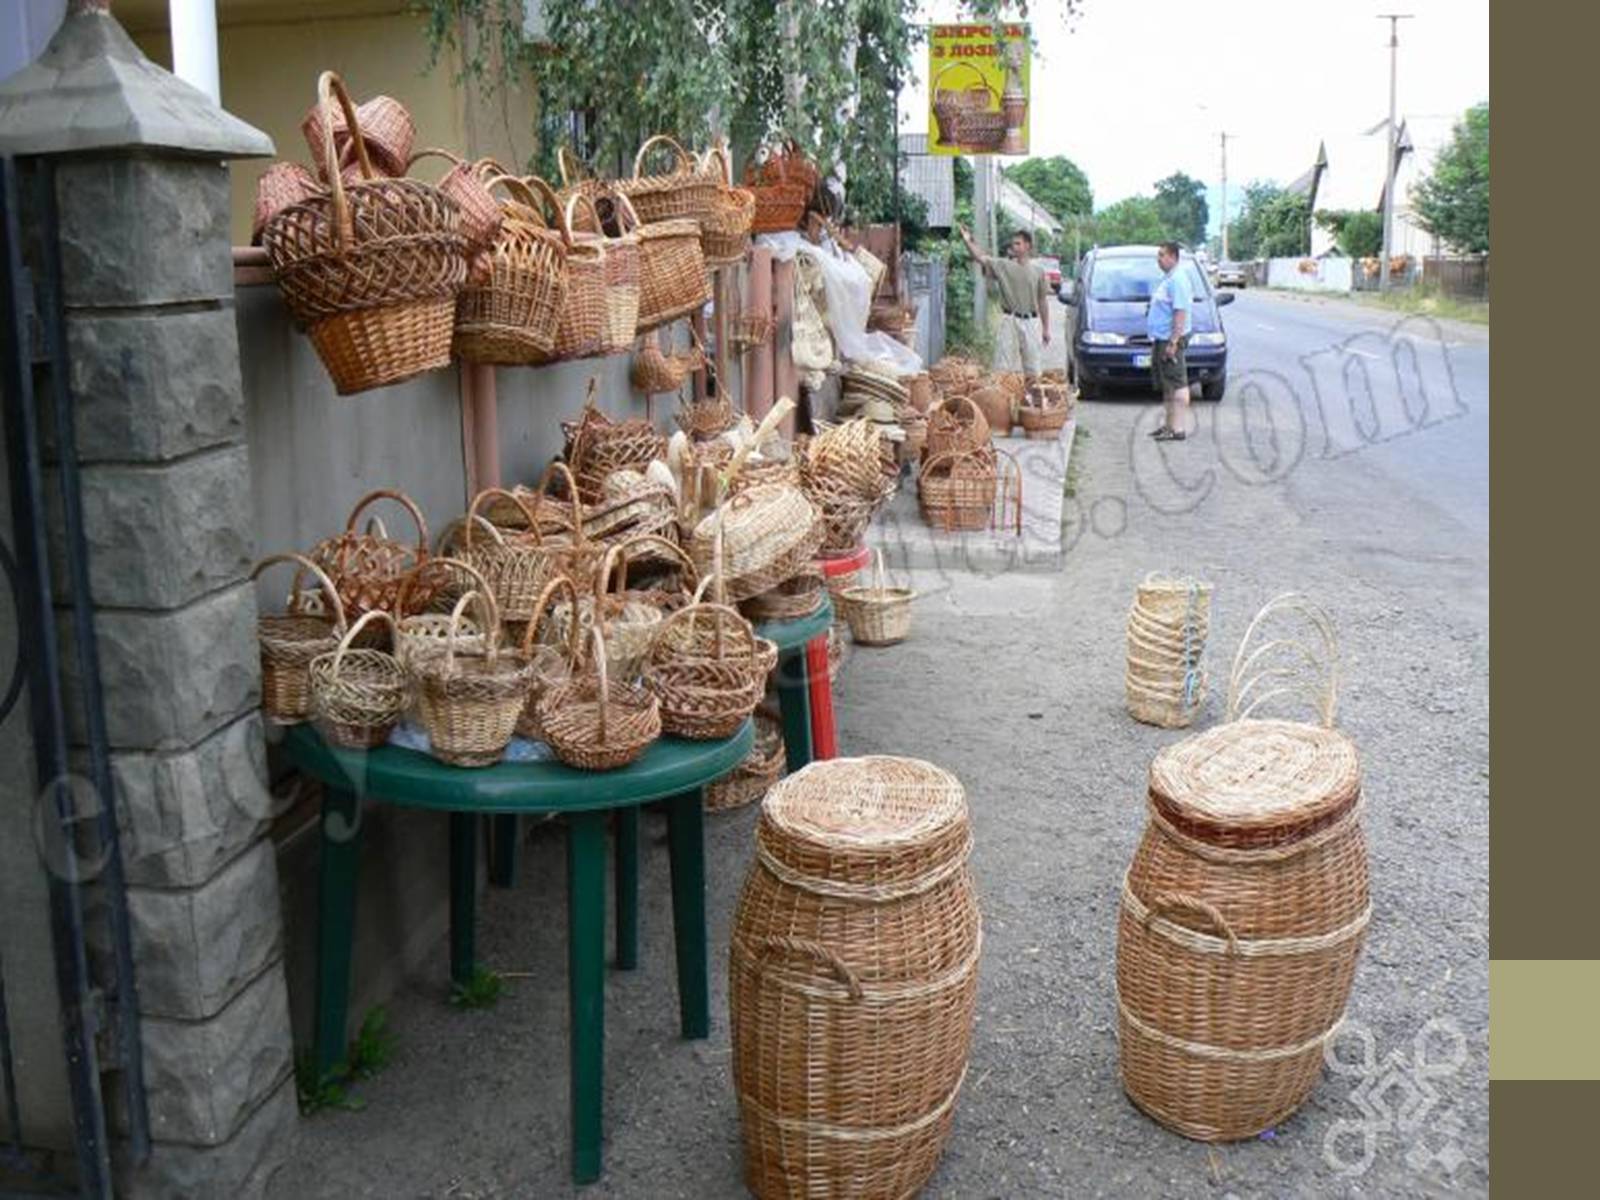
[442,588,499,676]
[465,487,543,551]
[404,146,465,176]
[329,609,396,677]
[315,72,375,251]
[534,460,587,546]
[663,595,752,664]
[699,141,734,187]
[751,936,864,1001]
[1144,891,1240,956]
[343,489,430,554]
[251,551,349,634]
[521,174,574,246]
[520,573,583,661]
[611,190,641,235]
[394,555,492,618]
[1226,592,1340,727]
[994,446,1024,537]
[633,133,694,180]
[932,59,988,96]
[557,145,588,187]
[564,190,606,242]
[586,624,611,746]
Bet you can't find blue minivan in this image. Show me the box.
[1058,245,1233,400]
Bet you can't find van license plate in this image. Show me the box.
[1132,353,1151,368]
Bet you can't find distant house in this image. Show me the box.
[896,133,1062,240]
[1302,117,1449,259]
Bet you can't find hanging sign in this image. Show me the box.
[927,23,1031,156]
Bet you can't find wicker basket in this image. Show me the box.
[263,73,466,395]
[1117,612,1366,1142]
[1018,383,1072,439]
[301,89,415,180]
[618,191,713,334]
[514,574,582,742]
[631,335,703,395]
[252,552,347,725]
[618,134,720,228]
[392,556,497,669]
[705,709,784,813]
[967,383,1015,437]
[563,191,641,356]
[460,486,570,626]
[644,590,765,740]
[564,381,669,505]
[697,145,755,266]
[414,589,535,767]
[551,192,608,362]
[1125,574,1214,729]
[745,140,815,235]
[307,489,432,627]
[919,447,1022,535]
[837,550,914,647]
[554,145,608,231]
[931,61,1004,150]
[924,394,990,461]
[252,162,322,246]
[404,148,503,254]
[453,174,570,365]
[740,565,825,623]
[691,486,823,604]
[547,539,681,684]
[308,610,410,749]
[732,311,774,351]
[730,756,981,1199]
[539,626,661,771]
[528,461,607,585]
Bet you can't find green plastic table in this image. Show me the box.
[753,596,834,774]
[281,719,754,1185]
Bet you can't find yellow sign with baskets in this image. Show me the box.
[927,23,1031,156]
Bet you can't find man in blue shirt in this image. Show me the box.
[1147,241,1194,440]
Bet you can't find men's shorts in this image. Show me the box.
[1151,336,1189,392]
[996,313,1042,376]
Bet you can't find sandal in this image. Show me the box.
[1153,428,1187,442]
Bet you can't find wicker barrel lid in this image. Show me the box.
[1148,718,1361,849]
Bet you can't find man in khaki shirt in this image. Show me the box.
[957,224,1052,398]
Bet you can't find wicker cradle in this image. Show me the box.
[730,756,981,1199]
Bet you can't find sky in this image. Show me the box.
[899,0,1490,235]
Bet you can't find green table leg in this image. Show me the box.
[490,813,519,887]
[666,789,709,1040]
[449,812,477,986]
[614,806,639,971]
[315,786,363,1076]
[776,645,815,774]
[567,809,607,1185]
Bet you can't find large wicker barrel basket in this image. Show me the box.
[1116,594,1369,1141]
[730,756,982,1199]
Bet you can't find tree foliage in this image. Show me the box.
[1003,156,1093,223]
[1152,171,1208,249]
[1092,196,1165,246]
[1314,208,1384,258]
[1412,102,1488,254]
[1227,181,1309,258]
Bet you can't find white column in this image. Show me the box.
[169,0,220,105]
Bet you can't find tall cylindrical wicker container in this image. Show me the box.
[730,757,982,1199]
[1116,595,1369,1141]
[1125,574,1213,727]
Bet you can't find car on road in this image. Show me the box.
[1215,261,1248,288]
[1056,245,1234,401]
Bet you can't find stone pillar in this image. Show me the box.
[0,5,292,1196]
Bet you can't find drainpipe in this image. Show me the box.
[169,0,221,104]
[459,363,499,495]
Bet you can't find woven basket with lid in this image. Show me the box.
[730,756,981,1200]
[1116,595,1369,1142]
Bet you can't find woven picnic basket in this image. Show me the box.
[392,557,497,669]
[924,393,990,461]
[730,756,981,1199]
[404,148,503,254]
[252,162,321,246]
[539,626,661,771]
[453,174,570,365]
[1125,574,1214,728]
[617,135,720,228]
[691,486,823,603]
[931,61,1004,150]
[705,708,784,813]
[837,549,914,647]
[1117,595,1367,1141]
[308,611,410,749]
[252,552,347,724]
[514,574,583,742]
[618,191,712,333]
[697,144,755,266]
[263,73,466,395]
[307,489,433,628]
[919,446,1022,534]
[301,88,415,180]
[414,589,535,767]
[564,380,669,505]
[644,582,765,740]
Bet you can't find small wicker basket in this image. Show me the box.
[307,488,432,628]
[393,557,497,670]
[309,610,410,749]
[414,589,535,767]
[252,552,347,725]
[539,626,662,771]
[645,586,765,740]
[705,708,784,813]
[837,550,914,647]
[514,574,582,742]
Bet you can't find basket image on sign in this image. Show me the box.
[927,24,1031,156]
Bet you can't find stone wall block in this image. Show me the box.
[118,1076,297,1200]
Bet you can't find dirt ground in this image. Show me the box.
[267,306,1489,1198]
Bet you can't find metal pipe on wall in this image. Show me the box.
[169,0,221,104]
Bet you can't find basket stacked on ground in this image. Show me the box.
[1116,601,1366,1140]
[1125,574,1213,728]
[740,564,825,623]
[924,394,990,461]
[705,709,784,813]
[1018,381,1073,440]
[730,756,982,1199]
[262,72,467,395]
[919,446,1023,534]
[837,550,914,647]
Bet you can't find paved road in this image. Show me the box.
[269,289,1489,1199]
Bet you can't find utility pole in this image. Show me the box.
[1219,131,1232,260]
[1377,13,1413,291]
[973,155,991,328]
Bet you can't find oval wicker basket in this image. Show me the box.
[691,486,823,604]
[739,565,825,623]
[460,486,567,625]
[404,148,502,254]
[307,488,432,627]
[309,610,410,749]
[414,589,535,767]
[301,88,415,179]
[618,134,720,228]
[837,550,914,647]
[618,191,713,334]
[264,73,466,395]
[923,393,990,461]
[453,174,570,366]
[744,141,813,235]
[697,145,755,266]
[539,626,662,771]
[392,556,497,669]
[730,756,981,1199]
[252,552,347,725]
[645,587,764,740]
[564,190,640,356]
[918,447,1022,535]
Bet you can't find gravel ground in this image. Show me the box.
[267,319,1489,1198]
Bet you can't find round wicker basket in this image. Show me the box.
[730,757,981,1199]
[705,709,784,813]
[252,552,347,725]
[539,626,662,771]
[837,550,914,647]
[308,610,410,749]
[414,590,535,767]
[691,486,824,603]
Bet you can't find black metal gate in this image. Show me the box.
[0,155,150,1198]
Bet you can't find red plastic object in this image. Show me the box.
[807,544,868,759]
